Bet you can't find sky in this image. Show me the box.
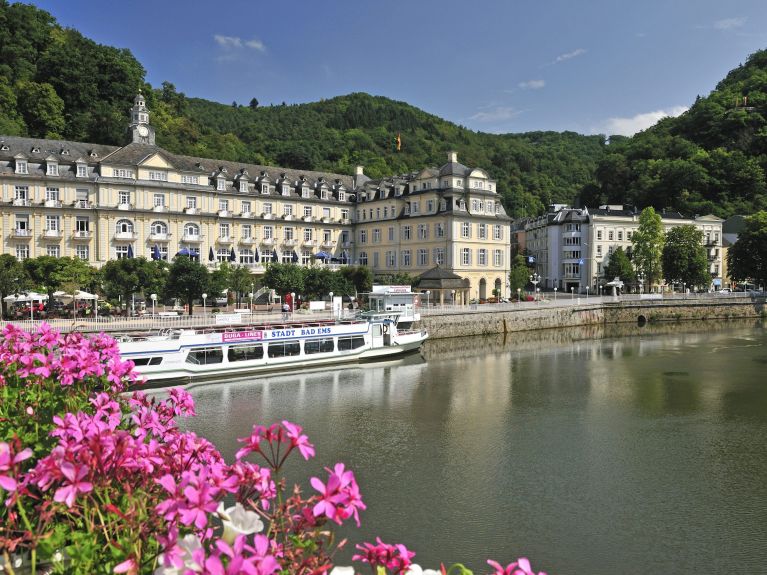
[25,0,767,137]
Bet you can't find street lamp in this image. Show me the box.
[425,290,430,308]
[571,286,575,301]
[150,293,157,316]
[536,287,540,304]
[517,288,521,304]
[249,291,253,312]
[202,292,207,316]
[329,291,334,319]
[529,273,540,300]
[586,286,589,299]
[554,286,557,301]
[291,292,296,317]
[683,282,686,298]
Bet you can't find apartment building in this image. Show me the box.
[524,204,724,292]
[0,94,509,301]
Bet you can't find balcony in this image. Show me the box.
[114,231,137,241]
[149,232,170,242]
[72,230,92,240]
[217,236,234,244]
[153,204,167,213]
[182,234,203,243]
[11,228,32,239]
[321,217,331,224]
[260,238,275,246]
[262,213,274,220]
[218,210,231,218]
[339,218,351,225]
[184,207,197,215]
[44,199,62,208]
[240,237,257,245]
[283,214,294,221]
[303,239,317,247]
[321,239,336,248]
[12,198,31,207]
[283,238,298,246]
[117,203,133,211]
[74,200,92,209]
[42,229,62,239]
[239,211,252,218]
[303,216,313,222]
[342,241,353,248]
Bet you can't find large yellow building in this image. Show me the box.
[0,94,510,301]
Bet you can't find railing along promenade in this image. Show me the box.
[0,292,760,334]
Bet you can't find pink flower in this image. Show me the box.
[353,538,415,574]
[53,461,93,508]
[282,420,315,460]
[311,463,366,527]
[487,558,546,575]
[113,557,137,574]
[0,441,33,493]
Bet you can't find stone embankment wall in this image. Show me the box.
[420,297,766,340]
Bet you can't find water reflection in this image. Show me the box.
[181,320,767,575]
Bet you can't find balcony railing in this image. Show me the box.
[149,232,170,241]
[114,231,137,241]
[217,236,234,244]
[72,230,92,240]
[283,214,294,221]
[239,211,252,218]
[321,239,336,247]
[262,213,274,220]
[153,205,167,212]
[283,238,298,246]
[44,199,62,208]
[75,200,92,209]
[303,216,313,222]
[42,229,62,238]
[11,228,32,238]
[239,237,257,245]
[303,239,317,247]
[182,234,203,242]
[260,238,275,246]
[184,207,197,215]
[117,203,133,210]
[12,198,31,207]
[218,210,231,217]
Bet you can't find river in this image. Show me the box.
[180,319,767,574]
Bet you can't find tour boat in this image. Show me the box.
[119,288,427,385]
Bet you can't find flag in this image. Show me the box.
[229,247,236,262]
[254,248,260,262]
[291,250,298,263]
[208,246,215,261]
[271,250,278,263]
[127,244,134,259]
[152,244,161,260]
[396,132,401,151]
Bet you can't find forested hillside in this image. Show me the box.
[581,50,767,218]
[2,0,767,218]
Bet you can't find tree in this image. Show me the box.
[374,273,418,288]
[662,225,709,290]
[15,80,65,138]
[0,254,28,319]
[631,207,664,291]
[101,257,157,313]
[54,257,98,293]
[602,247,634,285]
[165,256,209,316]
[229,265,255,306]
[249,97,259,110]
[508,255,530,297]
[23,256,65,303]
[262,263,305,299]
[339,266,373,295]
[727,211,767,290]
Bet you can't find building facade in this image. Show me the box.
[525,204,724,293]
[0,94,510,301]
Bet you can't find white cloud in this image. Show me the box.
[469,106,521,123]
[519,79,545,90]
[554,48,586,63]
[213,35,266,52]
[597,106,688,136]
[713,17,747,30]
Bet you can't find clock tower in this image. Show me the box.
[128,91,155,145]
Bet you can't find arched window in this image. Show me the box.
[116,219,133,233]
[184,223,200,237]
[151,221,168,235]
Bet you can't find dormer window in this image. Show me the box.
[76,163,87,178]
[31,146,40,153]
[321,189,329,200]
[46,162,59,176]
[338,191,346,202]
[0,143,9,151]
[239,180,248,193]
[15,159,28,175]
[61,149,70,156]
[281,185,289,196]
[261,183,269,194]
[89,150,98,158]
[302,187,310,199]
[217,178,226,191]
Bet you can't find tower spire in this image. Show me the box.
[128,92,155,144]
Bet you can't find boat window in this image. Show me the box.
[131,357,163,366]
[373,325,382,337]
[304,338,334,355]
[338,336,365,351]
[186,347,224,364]
[267,341,301,358]
[228,344,264,362]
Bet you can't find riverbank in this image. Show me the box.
[420,294,767,339]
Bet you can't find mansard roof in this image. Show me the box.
[438,160,470,177]
[0,136,117,164]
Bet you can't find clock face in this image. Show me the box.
[137,125,149,137]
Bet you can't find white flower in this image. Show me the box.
[329,568,355,575]
[217,501,264,544]
[406,565,441,575]
[154,534,203,574]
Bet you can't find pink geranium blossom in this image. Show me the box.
[487,558,547,575]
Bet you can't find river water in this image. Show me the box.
[180,319,767,574]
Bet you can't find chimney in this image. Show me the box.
[447,151,458,163]
[355,165,364,176]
